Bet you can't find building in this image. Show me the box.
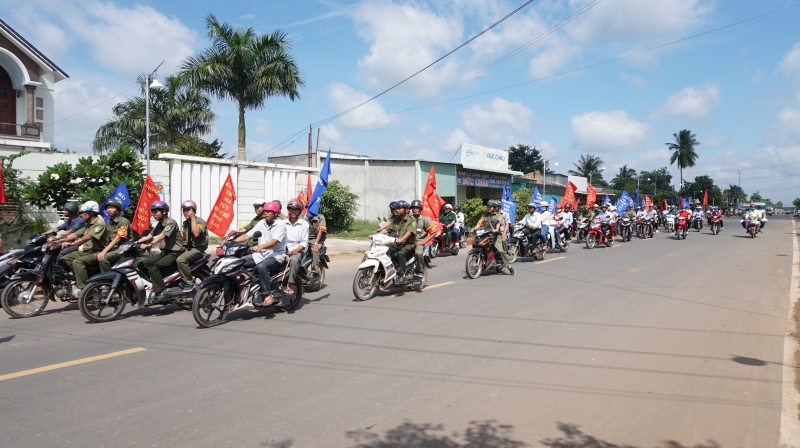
[0,19,68,152]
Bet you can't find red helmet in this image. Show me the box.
[287,199,304,210]
[263,202,281,213]
[181,200,197,211]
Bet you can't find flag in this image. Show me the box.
[0,159,5,204]
[547,196,557,214]
[670,196,674,206]
[659,200,665,212]
[305,174,312,213]
[307,149,331,218]
[420,166,439,223]
[702,189,708,207]
[501,184,516,224]
[533,186,542,204]
[644,195,653,210]
[603,195,611,205]
[100,183,131,221]
[575,198,582,210]
[131,176,161,235]
[615,191,632,216]
[586,184,597,207]
[560,181,577,208]
[633,188,639,208]
[206,174,237,237]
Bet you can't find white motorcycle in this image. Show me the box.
[352,234,428,301]
[664,214,675,233]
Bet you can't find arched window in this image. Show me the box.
[0,66,15,135]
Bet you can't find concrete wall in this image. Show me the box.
[418,161,456,198]
[367,160,416,221]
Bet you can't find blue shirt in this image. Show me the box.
[564,212,574,227]
[57,216,85,232]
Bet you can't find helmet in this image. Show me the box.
[486,200,496,208]
[181,200,197,211]
[527,202,537,208]
[609,205,616,212]
[556,204,563,210]
[150,200,169,212]
[636,206,642,210]
[272,200,282,209]
[601,203,609,208]
[63,202,79,215]
[80,201,100,214]
[389,201,397,209]
[396,200,410,209]
[287,199,303,210]
[593,204,599,209]
[539,201,548,208]
[105,199,122,211]
[750,203,756,208]
[263,202,281,213]
[253,201,265,207]
[410,199,423,209]
[444,203,452,209]
[454,205,460,211]
[565,204,571,211]
[682,205,688,210]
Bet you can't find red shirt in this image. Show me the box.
[677,211,691,219]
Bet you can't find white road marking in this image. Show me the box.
[780,219,800,447]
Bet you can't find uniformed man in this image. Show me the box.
[378,200,417,285]
[58,201,110,297]
[306,208,327,272]
[98,200,132,271]
[136,201,184,303]
[272,199,287,220]
[438,204,457,248]
[410,200,436,272]
[472,200,515,276]
[243,202,267,246]
[178,200,208,294]
[49,202,86,260]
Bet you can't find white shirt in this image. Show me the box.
[283,218,309,253]
[247,219,287,264]
[455,212,465,230]
[522,212,540,229]
[538,210,553,226]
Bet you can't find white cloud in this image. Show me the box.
[350,1,463,96]
[327,82,392,129]
[778,107,800,134]
[620,72,646,87]
[570,110,650,152]
[652,85,720,119]
[52,78,124,152]
[778,42,800,75]
[705,135,730,147]
[239,14,256,21]
[460,97,533,147]
[528,38,580,79]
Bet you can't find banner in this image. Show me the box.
[633,188,639,208]
[307,149,331,218]
[501,184,516,224]
[206,174,237,237]
[586,184,597,207]
[131,176,161,235]
[615,191,632,216]
[670,196,673,206]
[702,189,708,207]
[560,181,577,208]
[100,182,131,221]
[533,186,542,204]
[547,196,557,214]
[459,142,509,172]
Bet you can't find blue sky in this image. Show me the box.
[2,0,800,203]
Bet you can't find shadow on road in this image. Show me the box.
[343,419,528,447]
[540,423,723,448]
[0,334,14,344]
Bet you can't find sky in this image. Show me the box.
[2,0,800,204]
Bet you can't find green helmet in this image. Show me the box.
[488,200,500,207]
[105,199,123,210]
[410,199,423,209]
[63,202,79,214]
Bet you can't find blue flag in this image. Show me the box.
[100,182,131,221]
[603,195,611,205]
[670,196,674,206]
[547,196,557,214]
[633,188,639,208]
[616,191,632,216]
[533,186,542,204]
[307,149,331,218]
[501,185,516,224]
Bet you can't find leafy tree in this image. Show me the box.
[682,175,722,206]
[776,201,783,209]
[0,151,33,236]
[153,135,228,159]
[794,198,800,210]
[320,180,359,233]
[666,129,700,187]
[568,154,607,186]
[724,184,747,204]
[93,75,215,155]
[750,191,763,202]
[507,144,542,174]
[610,165,637,191]
[459,197,486,228]
[512,188,533,222]
[180,14,304,161]
[638,167,673,194]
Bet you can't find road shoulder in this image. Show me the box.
[781,219,800,448]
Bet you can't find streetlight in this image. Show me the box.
[542,157,559,195]
[589,166,605,185]
[143,60,164,177]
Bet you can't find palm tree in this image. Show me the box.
[610,164,637,190]
[568,154,606,185]
[666,129,700,188]
[179,14,304,160]
[93,75,215,155]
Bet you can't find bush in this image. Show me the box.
[512,188,533,222]
[0,151,32,236]
[320,180,359,233]
[460,197,486,228]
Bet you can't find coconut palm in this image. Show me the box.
[610,164,637,191]
[568,154,606,185]
[179,14,304,160]
[93,75,215,155]
[666,129,700,187]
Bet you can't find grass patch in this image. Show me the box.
[209,236,223,245]
[331,219,380,239]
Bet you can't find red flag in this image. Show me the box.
[131,176,161,235]
[0,159,5,204]
[206,174,237,237]
[702,189,708,207]
[586,184,597,207]
[575,197,581,209]
[659,200,665,212]
[560,181,577,207]
[644,195,653,210]
[420,166,438,222]
[304,174,312,213]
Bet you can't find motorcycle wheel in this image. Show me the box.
[577,230,586,244]
[280,275,304,311]
[1,280,49,318]
[408,266,427,292]
[79,281,127,323]
[430,242,439,259]
[303,267,326,292]
[353,268,378,301]
[750,228,756,239]
[534,244,545,260]
[585,234,596,249]
[175,272,209,311]
[559,239,569,252]
[450,245,460,256]
[465,253,483,279]
[507,243,519,264]
[192,283,230,328]
[625,229,632,242]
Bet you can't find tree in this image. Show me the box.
[511,187,533,222]
[724,184,747,205]
[460,197,486,228]
[750,191,763,202]
[507,144,542,174]
[793,198,800,210]
[638,167,673,194]
[568,154,607,186]
[153,135,228,159]
[682,175,722,206]
[320,180,359,233]
[610,165,637,191]
[93,75,215,155]
[180,14,304,161]
[776,201,783,209]
[666,129,700,187]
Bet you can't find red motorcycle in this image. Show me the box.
[675,216,689,240]
[709,214,722,235]
[585,217,614,249]
[429,228,460,258]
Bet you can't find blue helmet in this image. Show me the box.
[389,201,397,209]
[527,202,537,208]
[395,200,410,209]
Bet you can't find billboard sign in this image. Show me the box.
[460,142,509,172]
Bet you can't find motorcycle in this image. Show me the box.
[585,218,614,249]
[664,214,675,233]
[507,223,528,263]
[352,234,428,301]
[574,218,589,243]
[709,214,722,235]
[429,227,460,258]
[641,217,655,239]
[300,244,329,292]
[692,216,704,232]
[192,232,306,328]
[618,217,633,242]
[675,216,689,240]
[0,233,48,291]
[746,219,759,239]
[465,229,506,278]
[78,236,212,323]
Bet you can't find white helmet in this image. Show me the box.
[539,201,548,207]
[444,203,452,209]
[80,201,100,214]
[609,205,616,212]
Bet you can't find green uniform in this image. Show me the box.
[63,216,110,288]
[414,214,435,271]
[142,217,183,293]
[243,214,265,246]
[307,214,327,271]
[479,211,510,269]
[439,211,457,247]
[385,213,417,277]
[177,217,208,284]
[99,216,132,271]
[622,210,636,220]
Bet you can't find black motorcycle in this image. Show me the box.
[506,223,528,263]
[0,233,47,291]
[300,244,329,292]
[617,217,633,241]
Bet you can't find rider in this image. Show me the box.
[439,204,457,248]
[537,201,552,246]
[234,202,287,309]
[563,204,574,238]
[136,201,183,304]
[743,204,765,232]
[623,204,636,220]
[176,200,209,294]
[521,202,541,250]
[306,206,327,273]
[411,200,437,269]
[58,201,109,297]
[271,199,287,220]
[97,199,132,271]
[454,205,465,247]
[645,205,659,233]
[597,203,614,241]
[553,204,569,246]
[473,200,515,275]
[283,199,309,296]
[47,202,86,259]
[710,205,724,231]
[692,206,705,230]
[676,205,692,235]
[243,201,267,246]
[378,200,418,285]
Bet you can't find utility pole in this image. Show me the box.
[738,166,742,210]
[307,124,312,167]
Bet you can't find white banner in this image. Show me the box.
[459,142,509,172]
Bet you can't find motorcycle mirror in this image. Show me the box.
[251,231,262,239]
[140,229,151,237]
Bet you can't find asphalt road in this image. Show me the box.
[0,216,795,448]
